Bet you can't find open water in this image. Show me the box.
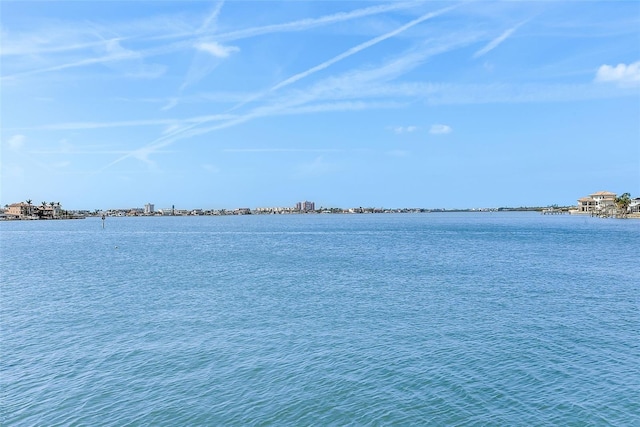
[1,212,638,425]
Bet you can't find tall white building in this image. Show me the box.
[144,203,155,214]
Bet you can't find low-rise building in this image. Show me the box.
[5,201,63,219]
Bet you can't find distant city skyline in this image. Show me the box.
[2,1,639,210]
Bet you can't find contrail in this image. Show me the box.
[199,1,224,33]
[473,21,526,59]
[230,3,460,112]
[2,2,424,78]
[100,3,460,170]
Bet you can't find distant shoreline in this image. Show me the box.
[4,207,639,221]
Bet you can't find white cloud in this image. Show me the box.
[595,61,640,86]
[196,42,239,58]
[429,124,452,135]
[391,125,418,134]
[7,134,25,151]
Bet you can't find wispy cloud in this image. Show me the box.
[273,5,458,91]
[98,7,467,170]
[473,22,525,58]
[101,35,475,170]
[7,134,26,151]
[199,1,225,33]
[223,148,343,153]
[313,80,637,105]
[279,101,406,115]
[161,98,179,111]
[178,41,239,90]
[2,50,133,79]
[1,1,424,80]
[28,150,168,155]
[195,41,239,58]
[213,1,425,42]
[27,61,632,175]
[390,125,418,134]
[429,124,452,134]
[22,114,237,131]
[595,61,640,86]
[274,33,481,108]
[1,38,165,80]
[231,4,460,111]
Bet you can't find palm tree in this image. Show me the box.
[25,199,33,217]
[615,193,631,218]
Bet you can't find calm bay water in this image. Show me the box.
[1,212,638,425]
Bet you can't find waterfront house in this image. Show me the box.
[6,202,34,219]
[575,191,617,214]
[577,197,595,213]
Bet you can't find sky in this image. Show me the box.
[1,0,639,210]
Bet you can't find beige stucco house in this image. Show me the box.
[575,191,617,214]
[6,202,34,218]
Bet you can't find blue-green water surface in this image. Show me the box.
[1,213,639,425]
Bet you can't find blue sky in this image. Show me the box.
[1,1,639,210]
